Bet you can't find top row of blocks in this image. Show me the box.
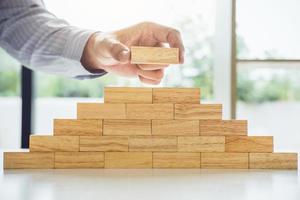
[104,87,201,104]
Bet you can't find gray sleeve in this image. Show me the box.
[0,0,106,79]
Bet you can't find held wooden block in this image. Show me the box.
[153,88,200,103]
[225,136,273,153]
[55,152,104,169]
[131,46,179,65]
[104,87,153,103]
[249,153,298,169]
[126,104,174,119]
[54,119,102,136]
[30,136,79,152]
[77,103,126,119]
[103,119,151,136]
[129,136,177,152]
[200,120,247,136]
[105,152,152,168]
[4,152,54,169]
[178,136,225,152]
[153,152,201,168]
[152,120,199,136]
[175,104,222,120]
[80,136,128,152]
[201,153,249,169]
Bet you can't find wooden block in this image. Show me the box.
[80,136,128,152]
[77,103,126,119]
[129,136,177,152]
[103,119,151,136]
[30,136,79,152]
[104,87,152,103]
[126,104,173,119]
[201,153,249,169]
[152,120,199,136]
[200,120,247,136]
[175,104,222,119]
[105,152,152,168]
[55,152,104,168]
[131,46,179,65]
[4,152,54,169]
[178,136,225,152]
[54,119,102,136]
[153,152,200,168]
[153,88,200,103]
[225,136,273,152]
[249,153,298,169]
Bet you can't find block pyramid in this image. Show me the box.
[4,87,298,169]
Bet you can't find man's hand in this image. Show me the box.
[81,22,184,85]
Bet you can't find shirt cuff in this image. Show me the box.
[62,27,107,78]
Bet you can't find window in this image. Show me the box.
[237,66,300,151]
[236,0,300,59]
[0,48,21,149]
[236,0,300,152]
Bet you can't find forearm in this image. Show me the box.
[0,0,106,79]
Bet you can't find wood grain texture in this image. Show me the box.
[175,104,222,120]
[178,136,225,152]
[77,103,126,119]
[201,153,249,169]
[80,136,128,152]
[200,120,247,136]
[54,152,104,168]
[104,87,153,103]
[54,119,102,136]
[105,152,152,168]
[30,136,79,152]
[249,153,298,169]
[4,152,54,169]
[103,119,151,136]
[153,152,200,168]
[131,46,179,65]
[152,120,199,136]
[225,136,273,152]
[153,88,200,103]
[126,104,174,119]
[129,136,177,152]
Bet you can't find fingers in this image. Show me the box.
[137,68,164,81]
[144,22,185,63]
[138,68,164,85]
[166,30,185,63]
[138,75,162,85]
[138,64,168,71]
[109,42,130,63]
[94,33,130,66]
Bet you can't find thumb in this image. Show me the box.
[109,42,130,64]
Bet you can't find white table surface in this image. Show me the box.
[1,152,300,200]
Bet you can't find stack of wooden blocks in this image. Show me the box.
[4,87,298,169]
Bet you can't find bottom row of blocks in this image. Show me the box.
[4,152,297,169]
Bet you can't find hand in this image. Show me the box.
[81,22,184,85]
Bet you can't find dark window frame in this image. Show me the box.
[21,66,33,148]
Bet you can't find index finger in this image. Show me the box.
[150,23,185,64]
